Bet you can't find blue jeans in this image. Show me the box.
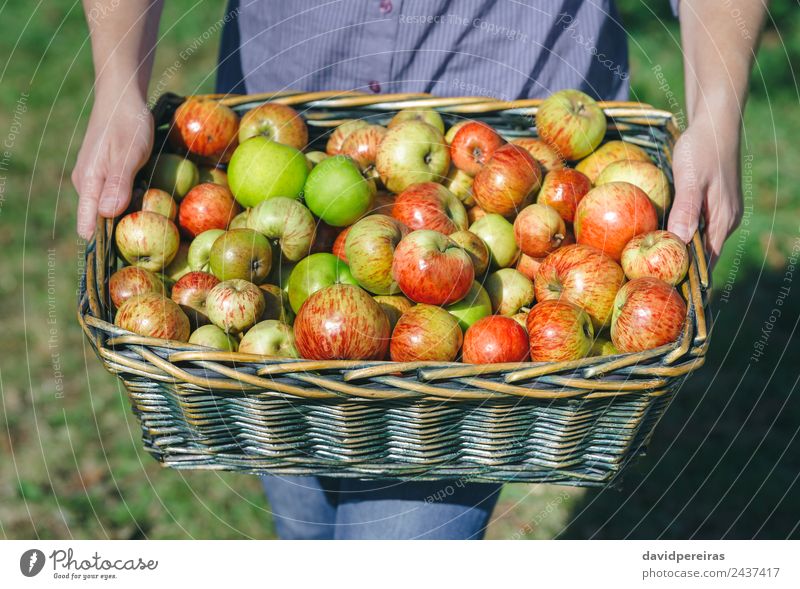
[261,475,502,540]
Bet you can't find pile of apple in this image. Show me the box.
[110,89,691,365]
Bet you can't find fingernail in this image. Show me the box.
[670,224,691,243]
[98,198,117,216]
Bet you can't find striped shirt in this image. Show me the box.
[217,1,679,101]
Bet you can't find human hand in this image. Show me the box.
[667,118,743,267]
[72,92,154,240]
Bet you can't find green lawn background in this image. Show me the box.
[0,1,798,539]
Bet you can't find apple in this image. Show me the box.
[238,102,308,150]
[450,121,505,176]
[467,205,487,224]
[469,213,519,269]
[462,316,530,364]
[229,211,250,230]
[330,227,350,263]
[140,188,177,220]
[265,259,297,293]
[574,181,658,261]
[294,284,390,360]
[287,252,358,313]
[144,153,199,199]
[473,143,542,217]
[516,254,545,281]
[368,191,396,216]
[177,183,241,238]
[374,295,414,331]
[590,336,618,357]
[513,203,566,258]
[303,155,375,227]
[306,151,328,168]
[611,277,687,352]
[388,108,445,133]
[595,159,672,217]
[512,311,528,330]
[114,292,190,341]
[575,140,651,182]
[309,220,341,255]
[535,89,606,161]
[227,136,308,207]
[239,320,300,358]
[115,211,180,271]
[260,283,294,324]
[391,182,467,235]
[326,119,370,155]
[443,167,475,206]
[109,266,164,308]
[526,300,594,362]
[339,124,387,179]
[620,230,689,286]
[446,281,492,331]
[208,228,272,284]
[163,241,191,282]
[392,230,474,306]
[485,268,535,316]
[445,120,470,143]
[187,228,225,272]
[246,196,316,262]
[449,230,490,277]
[390,304,462,362]
[205,279,266,334]
[534,244,625,328]
[345,215,409,295]
[375,120,450,193]
[536,168,592,223]
[198,166,228,187]
[189,324,238,351]
[170,270,220,328]
[511,138,564,173]
[169,98,239,162]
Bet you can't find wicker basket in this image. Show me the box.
[78,91,710,487]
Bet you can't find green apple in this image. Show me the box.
[303,155,375,227]
[144,153,199,200]
[373,295,413,331]
[266,259,297,293]
[228,209,250,229]
[389,108,445,133]
[238,320,299,358]
[208,228,272,283]
[246,196,316,262]
[187,229,225,272]
[375,121,450,193]
[345,214,408,295]
[469,213,520,269]
[189,324,238,351]
[306,150,328,167]
[163,241,191,281]
[260,283,294,324]
[485,268,535,316]
[446,281,492,331]
[287,252,358,313]
[227,136,308,207]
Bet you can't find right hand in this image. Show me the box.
[72,92,154,240]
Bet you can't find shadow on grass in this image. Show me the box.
[561,253,800,539]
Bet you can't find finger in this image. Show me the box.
[667,163,704,243]
[76,173,104,240]
[97,150,143,218]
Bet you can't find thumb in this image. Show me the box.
[97,156,139,218]
[667,162,703,243]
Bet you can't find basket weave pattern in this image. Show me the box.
[78,91,710,486]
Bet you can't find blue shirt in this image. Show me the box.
[217,1,678,101]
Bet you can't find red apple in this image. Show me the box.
[574,181,658,261]
[169,98,239,163]
[473,143,542,217]
[109,266,164,308]
[140,188,177,220]
[511,138,564,173]
[535,89,606,161]
[339,124,387,179]
[392,230,474,306]
[294,284,390,360]
[332,226,351,263]
[178,183,241,238]
[391,182,467,235]
[171,271,221,328]
[368,191,396,216]
[526,300,594,362]
[450,121,505,177]
[238,102,308,150]
[596,159,672,218]
[449,230,490,277]
[462,316,530,364]
[114,292,190,341]
[513,203,566,258]
[115,211,180,271]
[536,168,592,223]
[621,230,689,285]
[611,277,687,352]
[516,254,545,281]
[390,304,462,362]
[575,140,651,182]
[326,120,369,155]
[205,279,266,334]
[534,244,625,328]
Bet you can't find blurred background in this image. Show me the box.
[0,0,798,539]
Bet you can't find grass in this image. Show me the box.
[1,1,798,539]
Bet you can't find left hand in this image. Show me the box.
[667,118,743,267]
